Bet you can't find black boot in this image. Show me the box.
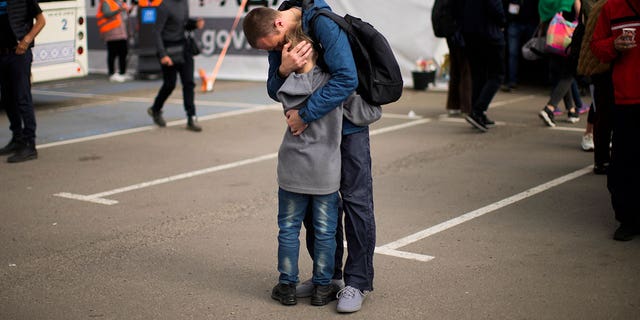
[186,116,202,132]
[310,283,339,306]
[271,283,296,306]
[7,141,37,163]
[147,107,166,127]
[0,138,23,156]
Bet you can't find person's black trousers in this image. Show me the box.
[0,49,36,144]
[607,104,640,227]
[591,71,614,167]
[151,48,196,117]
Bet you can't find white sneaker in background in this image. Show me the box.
[122,73,134,81]
[109,73,126,83]
[581,133,594,151]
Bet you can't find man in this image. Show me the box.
[147,0,204,132]
[456,0,507,132]
[590,0,640,241]
[243,0,376,313]
[0,0,46,163]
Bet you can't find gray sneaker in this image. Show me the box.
[336,286,369,313]
[296,278,345,298]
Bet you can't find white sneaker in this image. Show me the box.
[122,73,134,81]
[109,73,126,83]
[296,278,345,298]
[581,133,594,151]
[336,286,369,313]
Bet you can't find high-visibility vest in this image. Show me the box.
[138,0,162,7]
[96,0,123,34]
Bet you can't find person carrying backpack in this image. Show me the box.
[243,0,377,313]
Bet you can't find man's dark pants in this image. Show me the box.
[591,71,614,167]
[464,36,505,116]
[0,49,36,145]
[151,49,196,117]
[304,128,376,291]
[607,104,640,228]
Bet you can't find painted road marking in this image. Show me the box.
[39,104,281,150]
[375,165,593,261]
[55,153,279,205]
[33,89,266,109]
[54,119,431,205]
[550,126,586,132]
[50,92,587,263]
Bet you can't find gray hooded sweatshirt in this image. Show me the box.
[276,66,342,195]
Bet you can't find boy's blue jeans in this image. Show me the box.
[277,188,339,286]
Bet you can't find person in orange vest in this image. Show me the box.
[97,0,132,82]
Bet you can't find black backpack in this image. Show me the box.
[303,1,403,106]
[431,0,457,38]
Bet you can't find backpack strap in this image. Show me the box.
[312,10,349,32]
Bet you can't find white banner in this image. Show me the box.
[86,0,446,86]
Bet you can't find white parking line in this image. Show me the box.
[33,89,265,108]
[550,126,586,132]
[50,91,583,263]
[375,165,593,261]
[39,104,281,150]
[54,118,431,205]
[55,153,279,205]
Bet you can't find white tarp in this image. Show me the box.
[87,0,446,87]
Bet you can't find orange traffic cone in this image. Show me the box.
[199,68,213,92]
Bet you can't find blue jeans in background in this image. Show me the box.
[506,22,536,87]
[277,188,339,286]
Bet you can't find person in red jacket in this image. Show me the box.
[590,0,640,241]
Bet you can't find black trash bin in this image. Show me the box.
[412,71,436,90]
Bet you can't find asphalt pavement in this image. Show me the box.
[1,75,638,320]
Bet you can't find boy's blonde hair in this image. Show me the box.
[286,24,318,64]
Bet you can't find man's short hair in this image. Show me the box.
[243,7,280,48]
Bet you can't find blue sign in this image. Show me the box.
[141,8,157,24]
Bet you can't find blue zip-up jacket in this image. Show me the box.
[266,0,362,135]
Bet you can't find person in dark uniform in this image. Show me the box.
[146,0,204,132]
[0,0,46,163]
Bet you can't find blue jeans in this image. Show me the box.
[277,188,339,286]
[304,201,344,280]
[507,22,536,86]
[571,81,584,108]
